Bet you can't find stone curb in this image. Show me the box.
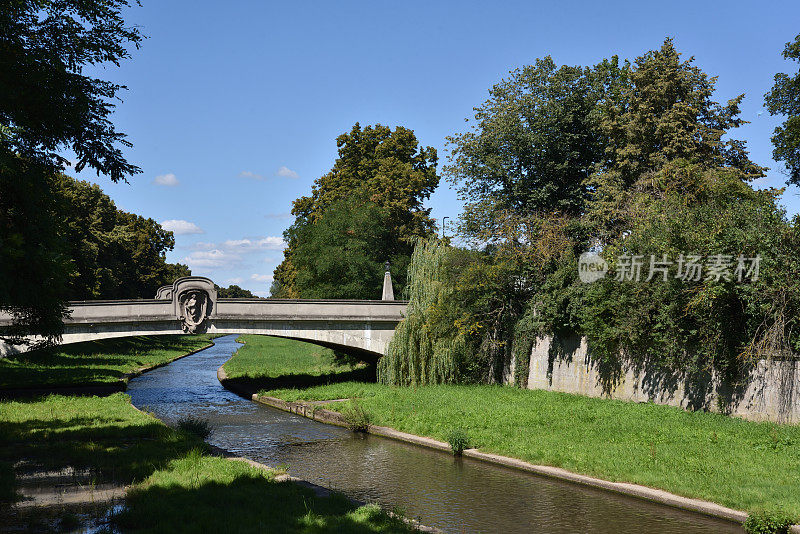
[218,369,800,532]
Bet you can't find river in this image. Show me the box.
[126,334,741,533]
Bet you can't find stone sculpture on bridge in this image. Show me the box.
[179,290,208,333]
[166,277,217,334]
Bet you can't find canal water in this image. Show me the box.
[126,334,741,533]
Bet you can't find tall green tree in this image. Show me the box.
[53,174,190,300]
[589,38,764,239]
[286,199,407,300]
[765,33,800,186]
[0,157,70,346]
[438,53,630,384]
[445,56,629,220]
[0,0,142,346]
[272,123,439,298]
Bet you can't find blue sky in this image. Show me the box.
[68,0,800,297]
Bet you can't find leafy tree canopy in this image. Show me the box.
[765,33,800,186]
[445,55,629,218]
[589,39,764,239]
[0,0,142,345]
[273,123,439,298]
[0,0,143,179]
[215,285,258,299]
[53,174,190,300]
[292,123,439,233]
[284,199,410,300]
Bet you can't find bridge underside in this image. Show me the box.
[37,319,397,360]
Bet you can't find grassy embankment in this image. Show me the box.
[224,334,800,517]
[222,334,374,390]
[0,335,216,389]
[1,335,413,533]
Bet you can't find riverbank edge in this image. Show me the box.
[117,337,439,533]
[0,339,216,399]
[2,338,218,515]
[209,366,440,533]
[2,336,436,533]
[201,441,440,533]
[217,365,800,533]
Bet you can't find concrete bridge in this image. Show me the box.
[0,277,407,358]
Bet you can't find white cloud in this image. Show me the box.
[160,219,204,235]
[276,166,299,179]
[182,235,285,271]
[239,170,265,180]
[221,237,285,251]
[223,239,251,247]
[183,249,236,268]
[153,173,180,186]
[250,273,273,283]
[225,277,243,284]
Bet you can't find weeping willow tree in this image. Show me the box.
[378,239,468,385]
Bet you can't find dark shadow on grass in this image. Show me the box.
[0,406,207,500]
[0,335,211,391]
[115,473,411,534]
[224,366,376,394]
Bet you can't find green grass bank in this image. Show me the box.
[117,452,413,533]
[0,393,414,533]
[1,334,413,533]
[226,334,800,518]
[222,334,374,391]
[0,335,216,389]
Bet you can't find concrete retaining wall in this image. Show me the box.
[522,335,800,424]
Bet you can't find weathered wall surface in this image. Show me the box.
[522,335,800,424]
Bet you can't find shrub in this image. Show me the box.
[744,509,797,534]
[342,400,371,432]
[447,427,470,456]
[177,417,212,440]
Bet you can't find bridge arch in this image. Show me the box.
[0,277,407,358]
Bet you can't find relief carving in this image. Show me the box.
[178,289,211,333]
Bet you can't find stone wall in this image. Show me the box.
[522,334,800,424]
